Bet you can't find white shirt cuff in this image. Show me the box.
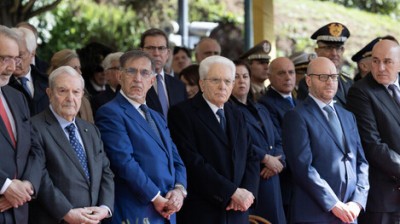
[151,191,161,202]
[0,178,12,194]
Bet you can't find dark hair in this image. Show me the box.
[179,64,200,87]
[120,50,156,72]
[233,59,252,77]
[173,46,191,57]
[140,28,169,48]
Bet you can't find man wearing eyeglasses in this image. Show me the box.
[282,57,369,223]
[168,55,259,224]
[297,22,353,107]
[140,28,187,119]
[8,27,48,116]
[96,50,187,224]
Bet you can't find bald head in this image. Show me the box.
[268,57,296,94]
[306,57,338,103]
[371,39,400,85]
[195,38,221,63]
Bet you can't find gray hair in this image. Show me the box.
[49,66,85,89]
[102,52,123,70]
[12,27,37,53]
[0,25,21,45]
[120,50,156,73]
[199,55,235,80]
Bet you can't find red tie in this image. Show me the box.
[0,96,16,148]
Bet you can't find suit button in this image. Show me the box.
[269,146,273,150]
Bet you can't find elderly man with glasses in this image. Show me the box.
[282,56,369,224]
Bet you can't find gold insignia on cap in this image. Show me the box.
[328,23,344,37]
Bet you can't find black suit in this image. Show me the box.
[8,65,49,116]
[168,93,259,224]
[146,74,187,116]
[34,56,49,75]
[297,73,353,107]
[0,86,41,224]
[91,85,118,115]
[347,73,400,220]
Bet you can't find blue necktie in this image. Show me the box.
[65,124,90,181]
[388,84,400,106]
[216,109,226,133]
[285,96,295,108]
[19,77,32,98]
[157,74,168,118]
[323,105,343,146]
[140,104,162,141]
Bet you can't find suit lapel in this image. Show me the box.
[44,109,90,183]
[370,78,400,125]
[1,88,18,149]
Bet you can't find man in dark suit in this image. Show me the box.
[8,27,48,116]
[96,50,187,224]
[283,57,369,223]
[0,25,41,224]
[347,39,400,223]
[140,28,187,118]
[297,22,353,107]
[168,55,259,224]
[29,66,114,224]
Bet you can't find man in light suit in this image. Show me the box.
[347,39,400,223]
[140,28,187,118]
[168,55,259,224]
[29,66,114,224]
[282,57,369,223]
[0,25,40,224]
[96,50,187,224]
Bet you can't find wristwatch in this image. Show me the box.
[175,184,188,198]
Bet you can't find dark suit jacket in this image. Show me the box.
[96,92,186,224]
[29,108,114,223]
[230,97,286,224]
[8,65,49,116]
[91,85,118,116]
[146,74,187,117]
[347,73,400,212]
[168,93,259,224]
[34,56,49,75]
[297,73,353,107]
[0,86,41,224]
[282,97,369,223]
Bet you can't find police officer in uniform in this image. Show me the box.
[297,22,353,107]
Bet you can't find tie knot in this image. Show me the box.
[216,109,225,118]
[140,104,149,113]
[389,84,398,91]
[157,74,163,81]
[323,105,335,114]
[19,77,28,84]
[65,123,76,134]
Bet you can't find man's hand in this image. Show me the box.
[331,201,356,223]
[262,155,283,174]
[260,166,275,179]
[226,188,254,211]
[63,208,100,224]
[153,195,173,219]
[3,179,33,208]
[346,201,362,220]
[0,196,12,212]
[165,189,184,213]
[83,206,109,221]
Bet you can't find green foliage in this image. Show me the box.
[317,0,399,15]
[187,0,240,23]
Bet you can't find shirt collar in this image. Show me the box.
[49,105,76,130]
[120,90,143,110]
[202,94,223,114]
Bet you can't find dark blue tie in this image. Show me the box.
[19,77,32,98]
[216,109,226,132]
[65,124,90,181]
[323,105,343,147]
[285,96,295,108]
[140,104,162,141]
[157,74,168,118]
[388,84,400,106]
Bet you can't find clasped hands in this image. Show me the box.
[63,206,109,224]
[0,179,33,212]
[226,188,254,212]
[331,201,362,223]
[261,155,283,179]
[153,188,185,220]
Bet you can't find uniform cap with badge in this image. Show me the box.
[351,37,380,63]
[289,52,317,72]
[311,22,350,44]
[239,40,272,63]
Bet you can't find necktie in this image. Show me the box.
[323,105,343,146]
[65,124,90,181]
[388,84,400,106]
[19,77,32,98]
[285,96,295,108]
[216,109,226,133]
[157,74,168,118]
[0,97,16,148]
[140,104,162,141]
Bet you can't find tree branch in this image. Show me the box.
[25,0,62,20]
[10,0,21,13]
[22,0,37,14]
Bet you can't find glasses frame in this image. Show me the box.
[308,74,339,82]
[143,46,168,53]
[122,67,154,79]
[0,55,22,66]
[204,78,235,86]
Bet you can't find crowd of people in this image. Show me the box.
[1,20,400,224]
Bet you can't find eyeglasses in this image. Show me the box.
[308,74,339,82]
[317,45,344,53]
[0,55,22,66]
[204,78,234,86]
[122,67,153,78]
[106,67,120,71]
[143,46,168,53]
